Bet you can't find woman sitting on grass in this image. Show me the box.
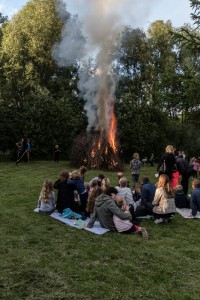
[86,186,103,216]
[113,196,148,240]
[153,174,176,224]
[37,179,56,215]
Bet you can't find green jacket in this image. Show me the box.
[87,194,132,231]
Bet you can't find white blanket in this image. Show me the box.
[176,208,200,219]
[34,209,110,235]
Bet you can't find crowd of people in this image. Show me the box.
[36,145,200,239]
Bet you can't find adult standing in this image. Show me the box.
[176,154,192,195]
[157,145,177,181]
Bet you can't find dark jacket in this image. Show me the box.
[141,182,156,206]
[174,191,188,208]
[87,194,132,231]
[190,188,200,216]
[53,179,76,213]
[176,157,189,175]
[157,153,176,180]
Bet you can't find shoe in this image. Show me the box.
[187,214,194,218]
[140,227,149,240]
[154,218,163,224]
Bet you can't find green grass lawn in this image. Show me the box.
[0,161,200,300]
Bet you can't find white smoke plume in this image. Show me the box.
[54,0,155,136]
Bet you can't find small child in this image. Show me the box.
[174,185,188,208]
[113,196,148,240]
[37,179,55,215]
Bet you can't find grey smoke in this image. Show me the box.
[54,0,155,135]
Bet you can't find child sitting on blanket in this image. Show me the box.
[174,185,189,208]
[37,179,56,215]
[113,196,148,240]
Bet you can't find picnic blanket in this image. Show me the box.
[176,208,200,219]
[34,208,110,235]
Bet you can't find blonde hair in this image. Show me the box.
[86,186,103,213]
[40,179,53,203]
[116,196,125,208]
[165,145,174,154]
[102,178,111,191]
[119,176,128,188]
[133,152,140,160]
[71,170,81,179]
[157,174,174,197]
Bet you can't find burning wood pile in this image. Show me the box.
[70,131,122,170]
[71,106,122,171]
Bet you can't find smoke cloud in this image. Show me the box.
[54,0,155,135]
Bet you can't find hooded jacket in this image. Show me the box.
[87,194,132,231]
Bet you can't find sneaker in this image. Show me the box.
[140,227,149,240]
[187,214,194,218]
[154,218,164,224]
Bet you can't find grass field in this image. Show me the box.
[0,161,200,300]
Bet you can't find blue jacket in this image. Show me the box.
[190,188,200,216]
[141,182,156,205]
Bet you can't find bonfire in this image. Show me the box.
[71,103,122,171]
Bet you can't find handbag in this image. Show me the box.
[158,160,166,173]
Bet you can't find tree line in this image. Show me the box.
[0,0,200,161]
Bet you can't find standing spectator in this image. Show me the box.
[157,145,177,181]
[176,154,192,195]
[149,153,154,167]
[54,145,61,163]
[26,139,31,162]
[192,159,200,178]
[130,153,142,189]
[16,138,27,163]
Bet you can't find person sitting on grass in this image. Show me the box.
[188,179,200,218]
[135,176,156,217]
[68,170,88,216]
[87,187,132,231]
[113,196,148,240]
[86,186,103,216]
[152,174,176,224]
[174,185,189,208]
[115,177,137,209]
[53,170,76,213]
[37,179,56,215]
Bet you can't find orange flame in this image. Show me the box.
[91,148,95,158]
[108,110,117,153]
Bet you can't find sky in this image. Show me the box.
[0,0,193,30]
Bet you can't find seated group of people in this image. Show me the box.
[36,165,200,238]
